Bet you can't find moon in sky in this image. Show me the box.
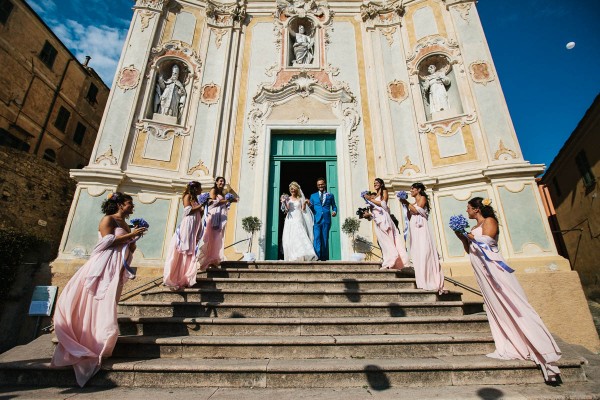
[566,42,576,50]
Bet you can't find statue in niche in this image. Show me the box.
[421,64,451,114]
[154,64,187,122]
[290,24,314,65]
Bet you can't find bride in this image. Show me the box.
[281,181,317,261]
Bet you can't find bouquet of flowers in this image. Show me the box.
[396,191,408,200]
[360,190,370,198]
[225,193,236,202]
[197,192,210,205]
[449,214,469,233]
[280,193,290,203]
[130,218,150,229]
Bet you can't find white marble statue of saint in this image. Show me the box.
[290,25,314,65]
[421,64,451,114]
[154,64,187,121]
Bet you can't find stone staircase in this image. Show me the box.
[0,261,587,388]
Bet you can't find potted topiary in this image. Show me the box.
[241,216,262,261]
[341,217,365,261]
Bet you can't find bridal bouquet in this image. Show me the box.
[130,218,150,230]
[225,193,236,202]
[197,192,210,205]
[280,194,290,203]
[449,214,469,233]
[396,191,408,200]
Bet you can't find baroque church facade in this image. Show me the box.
[51,0,599,349]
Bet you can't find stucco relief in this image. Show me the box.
[452,3,472,22]
[387,80,408,103]
[418,112,477,135]
[201,83,220,106]
[211,28,228,48]
[117,65,141,91]
[342,106,361,165]
[469,60,495,85]
[139,10,156,31]
[380,27,397,46]
[494,140,517,161]
[134,0,168,11]
[206,0,247,27]
[188,159,210,176]
[135,120,191,139]
[275,0,332,23]
[297,113,309,124]
[361,0,405,22]
[94,146,117,166]
[399,156,421,176]
[406,36,461,76]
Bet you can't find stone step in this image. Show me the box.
[203,268,414,280]
[118,315,492,336]
[111,333,496,359]
[141,288,462,303]
[118,314,492,336]
[1,355,585,388]
[219,261,384,270]
[195,277,418,290]
[118,301,465,318]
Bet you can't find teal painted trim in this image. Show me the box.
[266,160,281,260]
[326,160,341,260]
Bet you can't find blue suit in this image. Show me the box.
[309,191,337,261]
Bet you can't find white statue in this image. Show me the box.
[290,25,314,65]
[154,64,187,121]
[421,64,451,114]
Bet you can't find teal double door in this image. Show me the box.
[266,133,341,260]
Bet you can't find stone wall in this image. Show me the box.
[0,146,76,257]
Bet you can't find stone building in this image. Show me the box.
[51,0,598,351]
[541,94,600,300]
[0,0,109,169]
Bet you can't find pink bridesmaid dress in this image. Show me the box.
[163,205,203,288]
[197,195,228,271]
[409,205,445,292]
[51,227,134,387]
[469,226,561,381]
[371,196,408,269]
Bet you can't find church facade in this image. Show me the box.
[51,0,599,350]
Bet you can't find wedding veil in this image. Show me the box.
[295,183,315,242]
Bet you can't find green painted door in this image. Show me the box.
[266,133,340,260]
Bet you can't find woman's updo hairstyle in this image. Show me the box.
[411,182,430,211]
[184,181,202,198]
[468,197,498,222]
[101,192,133,215]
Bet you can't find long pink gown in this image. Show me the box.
[371,196,408,269]
[52,227,134,387]
[163,205,203,288]
[469,226,561,381]
[197,195,228,271]
[409,205,445,292]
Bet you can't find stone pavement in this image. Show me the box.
[1,334,599,399]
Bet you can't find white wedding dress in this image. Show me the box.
[282,198,317,261]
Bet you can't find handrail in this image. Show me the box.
[444,276,482,297]
[354,237,383,260]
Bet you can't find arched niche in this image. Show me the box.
[144,58,192,126]
[286,17,320,68]
[417,54,463,121]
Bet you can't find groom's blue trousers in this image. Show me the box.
[313,221,330,261]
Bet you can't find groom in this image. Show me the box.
[309,178,337,261]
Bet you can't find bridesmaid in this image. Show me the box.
[52,192,146,387]
[362,178,408,270]
[163,181,204,289]
[454,197,561,383]
[197,176,237,270]
[400,183,445,293]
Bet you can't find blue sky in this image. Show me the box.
[28,0,600,170]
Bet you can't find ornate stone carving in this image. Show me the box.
[211,28,228,48]
[200,83,220,106]
[151,41,203,71]
[399,156,421,175]
[275,0,332,24]
[324,63,340,76]
[453,3,472,21]
[297,113,309,124]
[188,159,210,175]
[418,112,477,135]
[265,62,280,77]
[469,60,495,85]
[406,36,461,74]
[135,120,191,139]
[342,107,361,165]
[380,27,397,46]
[494,140,517,160]
[134,0,168,11]
[387,79,408,103]
[139,10,156,31]
[95,146,117,165]
[206,0,247,27]
[246,103,269,166]
[116,65,141,91]
[360,0,405,22]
